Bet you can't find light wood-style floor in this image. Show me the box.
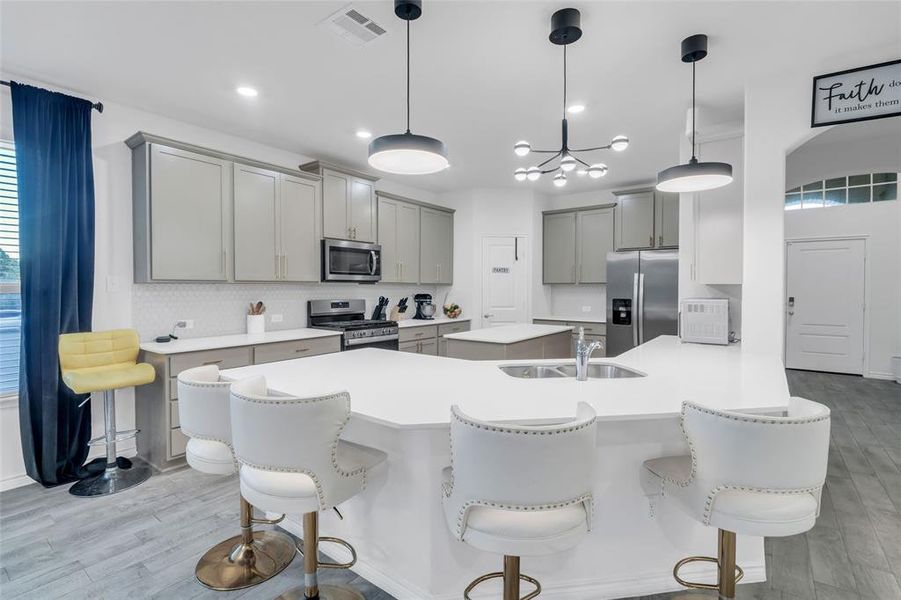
[1,369,898,600]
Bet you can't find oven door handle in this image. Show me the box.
[344,333,398,347]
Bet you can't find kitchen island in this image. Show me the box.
[221,336,788,599]
[444,323,572,360]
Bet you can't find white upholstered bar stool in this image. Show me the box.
[177,366,295,591]
[641,397,831,598]
[229,376,387,600]
[443,403,598,600]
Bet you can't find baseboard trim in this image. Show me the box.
[277,519,766,600]
[0,447,138,493]
[865,370,896,381]
[0,473,35,492]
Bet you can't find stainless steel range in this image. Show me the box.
[307,299,399,351]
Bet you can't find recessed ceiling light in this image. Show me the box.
[567,104,585,114]
[356,130,372,139]
[236,86,258,98]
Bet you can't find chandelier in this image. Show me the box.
[513,8,628,188]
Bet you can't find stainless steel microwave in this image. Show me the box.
[322,238,381,282]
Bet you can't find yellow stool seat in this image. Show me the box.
[62,361,155,394]
[58,328,155,497]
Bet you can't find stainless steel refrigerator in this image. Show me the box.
[606,250,679,356]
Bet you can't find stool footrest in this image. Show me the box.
[673,555,744,591]
[88,429,139,446]
[464,571,541,600]
[251,513,285,526]
[296,536,357,569]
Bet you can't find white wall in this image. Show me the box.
[786,122,901,191]
[438,188,549,329]
[784,126,900,378]
[0,75,446,489]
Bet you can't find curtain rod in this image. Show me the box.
[0,80,104,113]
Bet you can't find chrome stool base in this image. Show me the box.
[69,458,153,497]
[276,583,365,600]
[464,556,541,600]
[673,529,744,599]
[196,530,296,591]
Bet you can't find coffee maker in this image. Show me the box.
[413,293,436,320]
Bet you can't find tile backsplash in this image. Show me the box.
[549,284,607,320]
[132,283,437,341]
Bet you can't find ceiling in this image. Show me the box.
[2,1,899,193]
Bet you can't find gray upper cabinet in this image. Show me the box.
[614,188,679,250]
[655,191,679,248]
[577,207,614,283]
[234,164,279,281]
[300,161,378,242]
[278,174,319,282]
[543,207,613,284]
[134,143,231,282]
[420,206,453,284]
[615,190,656,250]
[234,165,319,282]
[543,212,577,283]
[378,195,420,283]
[128,132,321,284]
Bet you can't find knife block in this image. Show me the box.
[389,307,408,321]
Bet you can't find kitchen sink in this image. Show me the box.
[498,363,645,379]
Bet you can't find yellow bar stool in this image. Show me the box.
[59,329,156,497]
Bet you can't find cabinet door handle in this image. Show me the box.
[649,235,654,247]
[294,348,309,353]
[659,235,664,246]
[283,255,288,279]
[203,360,223,366]
[221,250,226,275]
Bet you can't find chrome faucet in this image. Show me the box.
[575,327,603,381]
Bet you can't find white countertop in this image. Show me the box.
[221,336,789,429]
[140,328,341,354]
[443,323,571,344]
[395,317,471,329]
[533,315,606,324]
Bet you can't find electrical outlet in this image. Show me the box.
[270,314,284,323]
[105,276,120,293]
[179,319,194,330]
[581,305,592,313]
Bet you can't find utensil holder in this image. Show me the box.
[247,314,265,335]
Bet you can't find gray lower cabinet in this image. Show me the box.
[136,336,340,471]
[446,330,571,361]
[543,212,577,283]
[234,165,320,282]
[399,321,471,356]
[533,319,606,358]
[614,188,679,250]
[577,208,615,283]
[420,207,454,284]
[378,195,420,283]
[135,143,231,282]
[543,206,613,284]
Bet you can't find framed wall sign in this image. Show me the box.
[811,59,901,127]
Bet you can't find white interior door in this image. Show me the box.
[785,238,866,374]
[481,236,527,328]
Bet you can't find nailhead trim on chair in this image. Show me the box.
[178,378,239,466]
[231,389,367,511]
[679,401,828,525]
[446,407,597,540]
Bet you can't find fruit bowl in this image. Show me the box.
[443,303,462,319]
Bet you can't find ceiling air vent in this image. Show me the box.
[321,4,388,47]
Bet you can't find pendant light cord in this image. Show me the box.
[690,60,696,160]
[563,44,567,119]
[406,18,411,134]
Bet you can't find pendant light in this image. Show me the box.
[512,8,628,186]
[656,34,732,193]
[368,0,449,175]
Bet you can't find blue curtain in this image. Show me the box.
[11,82,95,487]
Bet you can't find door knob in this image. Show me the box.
[483,313,494,318]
